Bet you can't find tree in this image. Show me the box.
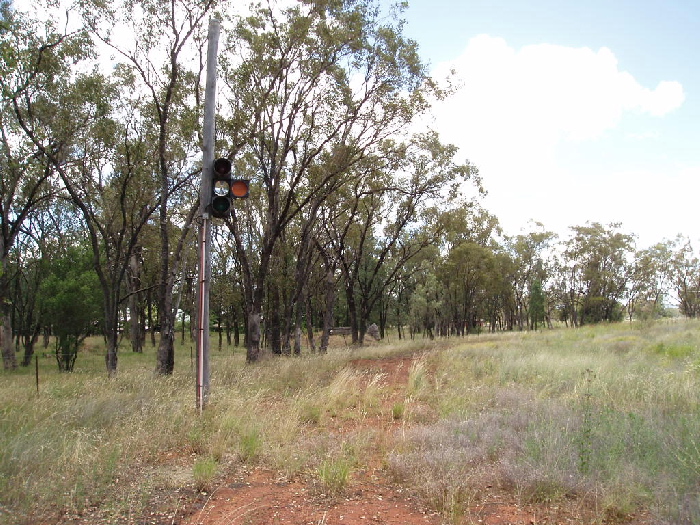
[505,222,556,330]
[561,222,635,325]
[438,241,496,333]
[220,0,445,360]
[529,279,545,330]
[353,135,478,343]
[407,265,440,339]
[626,240,675,321]
[671,237,700,318]
[40,245,102,371]
[9,200,82,366]
[431,202,499,335]
[5,1,173,376]
[0,5,68,369]
[77,0,217,374]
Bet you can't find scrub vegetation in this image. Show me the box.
[2,320,700,524]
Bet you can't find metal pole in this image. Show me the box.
[196,18,221,412]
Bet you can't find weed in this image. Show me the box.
[187,425,208,455]
[523,477,567,504]
[193,456,218,492]
[650,342,695,359]
[317,457,352,495]
[239,427,262,462]
[392,402,405,420]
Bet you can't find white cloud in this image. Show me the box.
[431,35,684,148]
[638,80,686,116]
[425,35,687,244]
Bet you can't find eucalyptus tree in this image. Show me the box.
[671,237,700,318]
[549,252,580,327]
[356,135,478,343]
[42,97,161,375]
[313,215,340,353]
[78,0,220,374]
[407,265,440,339]
[268,209,325,355]
[529,278,546,329]
[0,5,82,369]
[218,0,445,360]
[11,200,84,366]
[10,233,45,366]
[561,222,635,325]
[438,199,497,253]
[438,241,496,334]
[504,222,556,330]
[323,132,477,344]
[430,202,498,335]
[210,227,246,349]
[626,239,675,320]
[5,2,171,375]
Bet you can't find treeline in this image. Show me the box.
[1,0,697,374]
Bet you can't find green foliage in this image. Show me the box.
[529,279,545,330]
[561,222,636,325]
[39,245,102,371]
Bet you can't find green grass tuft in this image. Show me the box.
[193,457,218,493]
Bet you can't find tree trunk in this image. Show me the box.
[1,309,15,370]
[147,287,156,347]
[104,305,119,377]
[378,299,387,339]
[293,302,302,355]
[155,205,197,374]
[21,324,40,367]
[0,252,16,370]
[305,289,316,353]
[156,256,176,374]
[346,284,360,344]
[268,285,282,355]
[247,310,262,362]
[231,307,238,347]
[129,252,143,353]
[156,299,175,374]
[320,268,334,353]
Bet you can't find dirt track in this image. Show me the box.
[179,354,652,525]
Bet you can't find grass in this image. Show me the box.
[388,320,700,523]
[2,322,700,524]
[193,456,218,492]
[317,456,353,495]
[0,335,433,524]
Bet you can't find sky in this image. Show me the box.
[391,0,699,248]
